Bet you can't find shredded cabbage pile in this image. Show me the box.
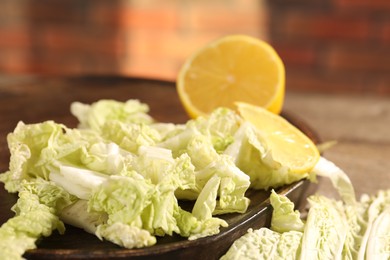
[3,99,385,260]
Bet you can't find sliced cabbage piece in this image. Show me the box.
[71,99,153,131]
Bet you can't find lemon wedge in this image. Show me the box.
[236,102,320,174]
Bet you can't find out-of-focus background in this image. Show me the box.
[0,0,389,94]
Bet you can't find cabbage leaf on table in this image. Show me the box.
[221,157,390,260]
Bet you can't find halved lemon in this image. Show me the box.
[177,35,285,118]
[236,102,320,174]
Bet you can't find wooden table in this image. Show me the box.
[284,91,390,200]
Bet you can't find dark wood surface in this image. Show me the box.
[0,76,320,259]
[284,91,390,199]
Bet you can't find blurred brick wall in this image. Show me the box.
[268,0,390,95]
[0,0,266,80]
[0,0,389,94]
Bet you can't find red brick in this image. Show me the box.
[38,26,126,56]
[285,68,390,95]
[272,44,317,67]
[117,8,179,30]
[0,0,267,79]
[280,12,371,42]
[87,3,117,27]
[90,5,179,31]
[0,49,31,73]
[26,53,121,76]
[123,29,225,60]
[119,56,178,81]
[325,47,390,73]
[0,27,30,48]
[376,78,390,95]
[25,0,87,25]
[379,20,390,44]
[0,1,26,24]
[186,8,264,34]
[335,0,390,11]
[267,0,330,7]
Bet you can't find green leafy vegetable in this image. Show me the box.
[221,157,390,260]
[270,190,304,233]
[71,99,154,131]
[101,121,161,154]
[300,195,348,260]
[96,222,157,248]
[221,228,302,260]
[0,179,74,260]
